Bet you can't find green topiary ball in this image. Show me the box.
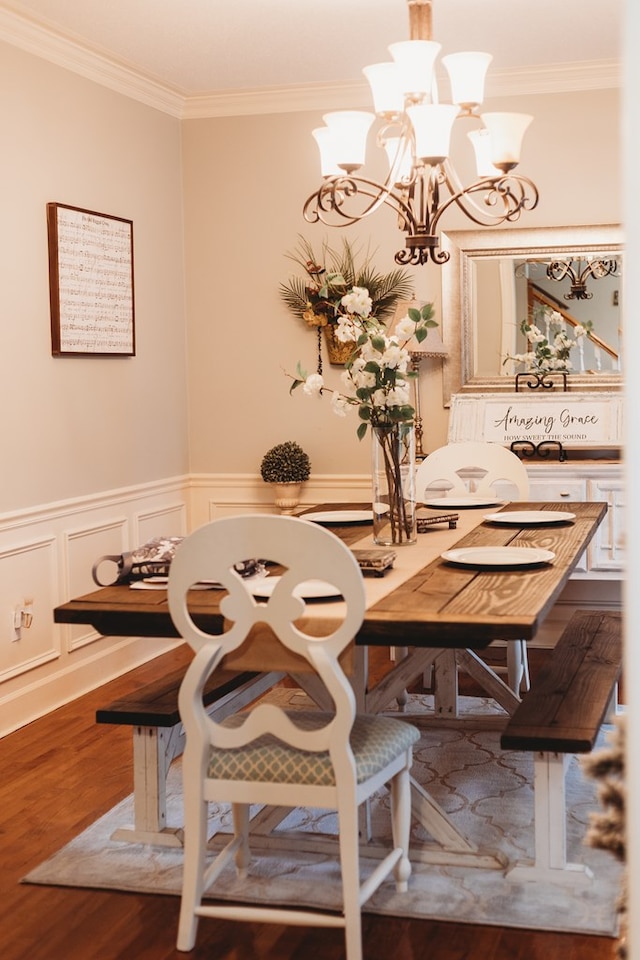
[260,441,311,483]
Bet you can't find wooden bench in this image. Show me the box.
[97,665,282,847]
[500,609,622,885]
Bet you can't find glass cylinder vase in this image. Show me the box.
[371,422,417,546]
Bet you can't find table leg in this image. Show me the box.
[433,649,459,718]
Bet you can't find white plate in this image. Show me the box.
[247,576,342,600]
[483,510,576,526]
[134,572,267,591]
[441,546,556,568]
[302,510,373,525]
[424,497,503,509]
[132,579,216,591]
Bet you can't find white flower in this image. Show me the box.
[524,323,541,342]
[394,315,417,339]
[380,341,408,371]
[302,373,324,397]
[334,315,360,343]
[330,391,349,416]
[574,324,587,339]
[340,286,372,318]
[384,385,411,406]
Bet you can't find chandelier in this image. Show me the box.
[302,0,539,266]
[546,258,620,300]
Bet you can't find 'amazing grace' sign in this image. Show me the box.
[448,393,623,448]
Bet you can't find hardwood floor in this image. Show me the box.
[0,643,617,960]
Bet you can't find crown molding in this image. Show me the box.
[0,5,622,121]
[182,61,622,119]
[0,5,185,117]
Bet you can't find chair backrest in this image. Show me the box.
[415,441,530,501]
[168,514,366,757]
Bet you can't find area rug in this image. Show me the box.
[24,691,621,937]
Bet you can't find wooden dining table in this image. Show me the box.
[54,499,607,869]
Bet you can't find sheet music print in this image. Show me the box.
[55,207,134,354]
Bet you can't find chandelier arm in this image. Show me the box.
[430,162,540,233]
[585,259,619,280]
[547,261,574,283]
[303,176,419,235]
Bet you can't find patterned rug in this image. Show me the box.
[23,692,621,937]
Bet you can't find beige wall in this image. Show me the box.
[182,87,621,477]
[0,42,188,514]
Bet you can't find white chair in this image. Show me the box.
[415,440,530,504]
[415,441,531,694]
[168,514,419,960]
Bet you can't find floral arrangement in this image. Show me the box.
[503,304,594,374]
[288,293,437,544]
[260,441,311,484]
[279,235,414,331]
[289,297,437,439]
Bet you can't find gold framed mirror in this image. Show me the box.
[440,224,623,403]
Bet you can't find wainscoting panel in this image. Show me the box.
[0,477,189,738]
[134,502,187,544]
[62,518,129,652]
[0,536,59,683]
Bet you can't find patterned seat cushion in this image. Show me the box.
[207,711,420,786]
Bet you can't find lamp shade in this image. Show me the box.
[389,40,440,99]
[391,300,448,356]
[383,135,414,185]
[467,128,503,178]
[322,111,375,171]
[481,112,533,172]
[363,62,404,116]
[407,103,459,163]
[442,52,492,109]
[312,127,343,177]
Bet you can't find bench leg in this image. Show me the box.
[111,725,185,847]
[506,751,594,886]
[111,672,283,847]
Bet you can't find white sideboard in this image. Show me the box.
[525,460,624,578]
[446,391,624,644]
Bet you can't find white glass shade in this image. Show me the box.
[383,136,414,184]
[481,112,533,171]
[407,103,459,163]
[311,127,343,177]
[322,111,375,171]
[389,40,441,99]
[467,128,502,178]
[363,62,404,116]
[442,52,492,108]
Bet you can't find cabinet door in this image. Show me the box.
[587,478,625,572]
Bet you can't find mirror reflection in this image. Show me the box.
[475,254,622,377]
[441,225,623,401]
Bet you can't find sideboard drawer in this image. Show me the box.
[527,478,587,503]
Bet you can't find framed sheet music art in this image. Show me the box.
[47,202,135,356]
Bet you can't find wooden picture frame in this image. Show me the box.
[47,202,135,357]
